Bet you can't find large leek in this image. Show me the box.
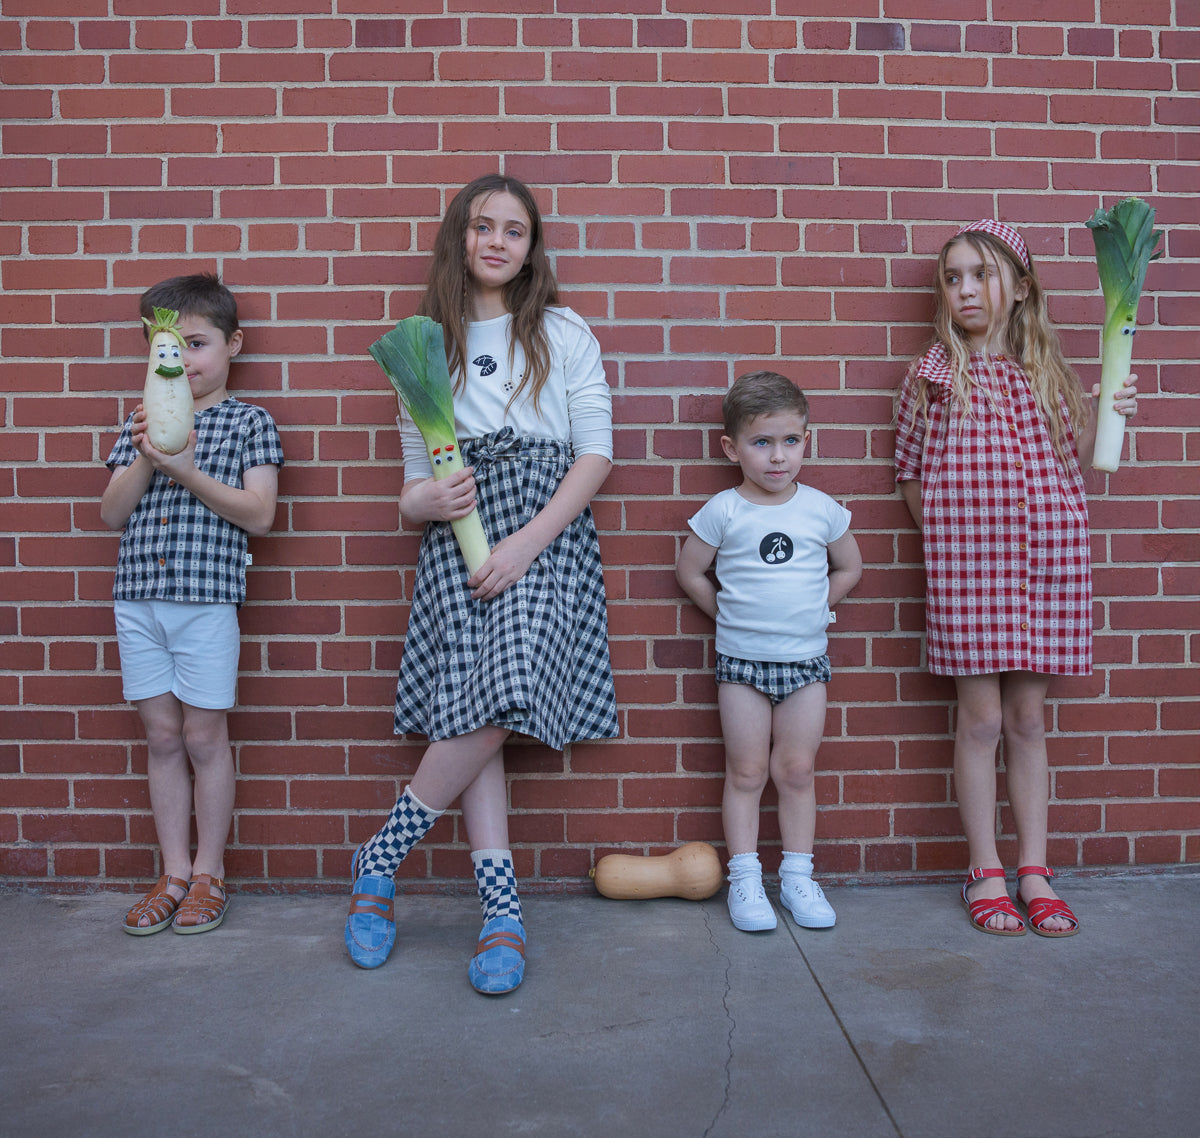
[1084,197,1163,473]
[369,316,491,575]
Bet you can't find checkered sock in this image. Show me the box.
[780,850,815,884]
[472,848,523,923]
[357,786,441,877]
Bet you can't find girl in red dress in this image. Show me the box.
[894,220,1139,938]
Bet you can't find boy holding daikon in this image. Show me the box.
[101,273,284,936]
[675,372,862,933]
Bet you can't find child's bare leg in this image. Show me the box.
[717,682,772,855]
[410,725,510,813]
[953,674,1021,932]
[180,704,235,879]
[354,727,507,886]
[769,681,826,853]
[136,693,193,892]
[1001,671,1071,932]
[460,751,510,851]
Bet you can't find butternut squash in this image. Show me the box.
[590,842,724,901]
[141,306,193,455]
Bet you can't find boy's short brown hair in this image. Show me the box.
[722,371,809,439]
[139,273,239,342]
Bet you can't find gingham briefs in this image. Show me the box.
[715,652,832,705]
[394,428,619,749]
[106,398,283,605]
[894,348,1092,676]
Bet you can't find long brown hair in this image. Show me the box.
[916,231,1088,465]
[417,173,559,412]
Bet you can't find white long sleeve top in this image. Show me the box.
[400,307,612,480]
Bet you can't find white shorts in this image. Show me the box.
[114,599,240,710]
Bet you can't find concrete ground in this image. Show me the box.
[1,872,1197,1138]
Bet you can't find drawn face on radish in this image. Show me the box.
[141,307,194,455]
[152,332,185,378]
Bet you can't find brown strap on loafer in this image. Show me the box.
[476,931,525,957]
[349,892,394,920]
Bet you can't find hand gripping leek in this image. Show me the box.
[141,306,193,455]
[1084,197,1163,473]
[369,316,491,575]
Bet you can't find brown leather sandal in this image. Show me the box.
[124,874,189,936]
[172,873,228,935]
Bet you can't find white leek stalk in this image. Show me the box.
[369,316,491,575]
[1084,197,1163,473]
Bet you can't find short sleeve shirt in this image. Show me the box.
[106,398,284,605]
[688,484,851,662]
[894,345,1091,676]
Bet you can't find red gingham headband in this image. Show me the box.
[955,219,1029,269]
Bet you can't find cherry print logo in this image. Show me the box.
[759,533,793,565]
[473,355,498,376]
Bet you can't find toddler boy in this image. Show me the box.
[676,372,861,932]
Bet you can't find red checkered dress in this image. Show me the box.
[894,344,1092,676]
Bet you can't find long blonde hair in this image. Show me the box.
[915,231,1088,465]
[417,173,559,413]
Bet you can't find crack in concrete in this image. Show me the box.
[700,905,735,1138]
[533,1017,653,1041]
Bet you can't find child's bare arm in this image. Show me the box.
[827,530,863,608]
[135,406,278,535]
[898,479,922,531]
[470,453,611,600]
[675,532,719,621]
[163,447,278,536]
[101,404,278,536]
[100,455,155,530]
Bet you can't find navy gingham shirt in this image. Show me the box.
[106,398,284,605]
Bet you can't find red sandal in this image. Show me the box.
[123,874,189,936]
[172,873,228,935]
[961,867,1026,937]
[1016,866,1079,938]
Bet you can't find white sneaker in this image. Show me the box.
[726,875,777,932]
[780,876,836,929]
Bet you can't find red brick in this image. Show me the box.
[0,7,1197,892]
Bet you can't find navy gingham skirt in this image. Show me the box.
[394,428,619,750]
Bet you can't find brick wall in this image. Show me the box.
[2,1,1197,892]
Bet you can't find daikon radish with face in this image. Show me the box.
[141,306,193,454]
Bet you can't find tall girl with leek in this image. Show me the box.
[346,174,617,992]
[894,221,1140,939]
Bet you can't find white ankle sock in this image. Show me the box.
[780,850,815,881]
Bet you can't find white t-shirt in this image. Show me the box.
[687,484,852,662]
[400,306,612,480]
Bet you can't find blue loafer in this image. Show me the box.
[467,915,526,995]
[344,845,396,969]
